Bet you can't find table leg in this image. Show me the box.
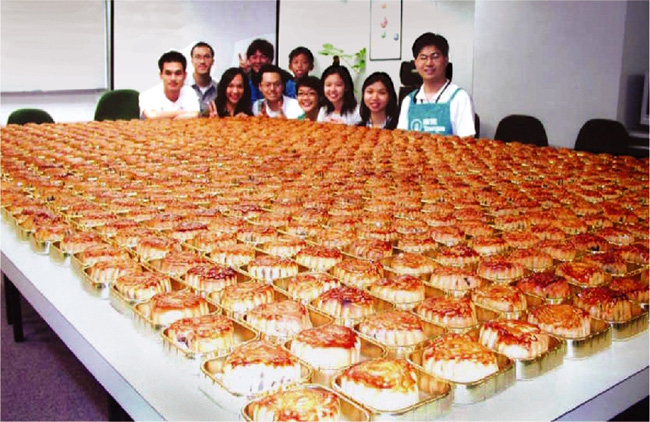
[108,394,133,421]
[11,282,24,342]
[3,272,14,325]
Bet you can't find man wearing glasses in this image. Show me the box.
[252,65,303,119]
[189,41,218,116]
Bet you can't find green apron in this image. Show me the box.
[407,85,460,135]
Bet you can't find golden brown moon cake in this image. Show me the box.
[527,304,591,339]
[357,310,426,347]
[247,255,299,282]
[580,251,628,276]
[113,272,172,301]
[290,324,360,369]
[388,252,436,276]
[536,239,577,262]
[58,231,105,254]
[136,236,182,261]
[251,386,341,422]
[429,266,484,292]
[149,290,210,326]
[209,243,256,268]
[284,273,340,303]
[507,248,554,271]
[515,272,571,300]
[415,296,478,329]
[186,231,237,254]
[469,236,508,256]
[556,262,607,287]
[608,276,649,303]
[75,244,131,267]
[166,314,235,353]
[471,284,527,313]
[368,275,425,308]
[338,358,419,411]
[87,258,143,285]
[423,333,499,383]
[330,258,384,289]
[222,340,301,395]
[218,282,275,315]
[314,286,376,323]
[294,245,342,271]
[261,236,306,258]
[573,287,635,322]
[348,239,393,261]
[479,319,550,360]
[245,300,312,339]
[476,257,525,282]
[616,243,649,265]
[183,263,238,293]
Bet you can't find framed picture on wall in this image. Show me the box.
[369,0,402,61]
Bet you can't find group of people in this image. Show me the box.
[138,33,476,137]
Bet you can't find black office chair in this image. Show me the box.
[494,114,548,147]
[94,89,140,121]
[574,119,629,156]
[7,108,54,125]
[474,113,480,138]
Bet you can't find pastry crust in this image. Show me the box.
[516,272,571,300]
[479,319,550,360]
[358,310,426,346]
[339,358,419,411]
[429,266,484,292]
[183,263,238,293]
[113,272,172,301]
[388,252,436,276]
[527,304,591,339]
[368,275,425,308]
[219,282,275,315]
[430,225,465,246]
[252,386,341,422]
[186,231,237,254]
[149,290,210,326]
[167,314,235,353]
[209,243,256,268]
[290,324,360,369]
[261,237,306,258]
[330,258,384,289]
[616,243,649,265]
[556,262,607,287]
[507,248,554,271]
[247,255,299,282]
[570,234,610,253]
[423,333,499,383]
[348,239,393,261]
[608,276,649,303]
[573,287,635,322]
[246,300,312,339]
[434,245,480,267]
[284,273,340,303]
[314,286,375,323]
[476,257,525,282]
[471,284,527,313]
[415,296,478,329]
[580,252,628,276]
[222,340,301,395]
[537,239,577,262]
[75,244,131,267]
[295,245,342,271]
[469,236,508,256]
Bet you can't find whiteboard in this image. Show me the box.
[0,0,108,92]
[113,1,277,92]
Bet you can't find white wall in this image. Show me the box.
[473,1,627,147]
[278,0,474,96]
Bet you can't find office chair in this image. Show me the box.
[494,114,549,147]
[574,119,629,156]
[474,113,480,138]
[94,89,140,121]
[7,108,54,125]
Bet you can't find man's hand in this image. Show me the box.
[238,53,251,74]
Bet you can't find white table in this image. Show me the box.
[1,220,648,421]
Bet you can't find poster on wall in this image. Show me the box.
[369,0,402,61]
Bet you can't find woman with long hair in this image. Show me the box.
[317,64,360,125]
[358,72,399,129]
[208,67,252,117]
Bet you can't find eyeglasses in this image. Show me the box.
[262,82,282,89]
[297,90,317,97]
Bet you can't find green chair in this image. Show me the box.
[7,108,54,125]
[94,89,140,121]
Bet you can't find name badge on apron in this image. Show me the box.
[407,87,460,135]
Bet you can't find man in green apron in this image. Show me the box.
[397,33,476,137]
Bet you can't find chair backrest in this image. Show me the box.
[7,108,54,125]
[494,114,548,146]
[574,119,630,155]
[474,113,480,138]
[94,89,140,121]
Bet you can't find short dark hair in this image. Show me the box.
[358,72,398,130]
[215,67,252,117]
[296,75,321,95]
[412,32,449,58]
[158,51,187,72]
[190,41,214,58]
[246,39,274,61]
[259,64,284,85]
[321,64,357,115]
[289,46,314,67]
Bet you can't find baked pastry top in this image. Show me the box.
[423,333,499,383]
[527,304,591,339]
[479,319,550,360]
[357,310,426,347]
[471,284,527,313]
[290,324,360,370]
[251,386,341,422]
